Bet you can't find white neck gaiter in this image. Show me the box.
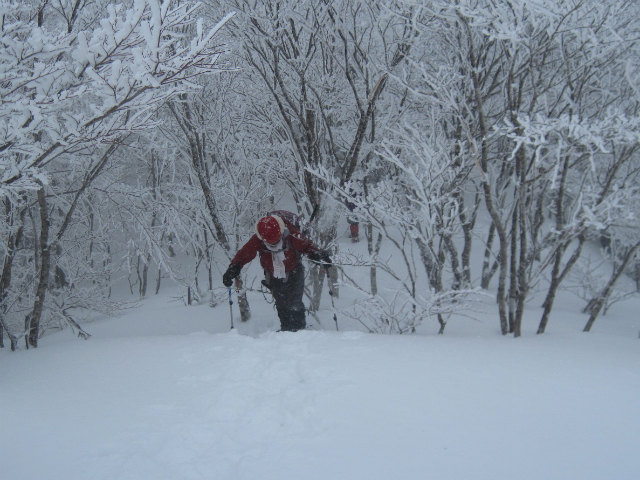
[265,238,286,279]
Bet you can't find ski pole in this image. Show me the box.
[325,268,339,331]
[228,286,234,330]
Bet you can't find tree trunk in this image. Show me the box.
[0,314,19,350]
[366,221,382,296]
[309,266,325,313]
[234,278,251,322]
[313,216,338,306]
[138,254,150,298]
[537,155,583,334]
[155,267,162,295]
[508,207,518,333]
[458,192,476,287]
[28,186,51,348]
[583,241,640,332]
[141,256,149,297]
[437,314,446,335]
[481,222,499,289]
[538,254,561,335]
[203,228,213,293]
[1,200,24,349]
[443,232,462,291]
[510,139,529,338]
[538,237,584,334]
[168,101,230,252]
[479,177,509,335]
[514,166,529,338]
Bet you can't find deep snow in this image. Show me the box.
[2,232,640,480]
[2,290,640,480]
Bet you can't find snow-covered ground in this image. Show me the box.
[2,235,640,480]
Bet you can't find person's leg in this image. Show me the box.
[271,265,306,331]
[285,264,306,330]
[349,222,359,242]
[262,269,272,290]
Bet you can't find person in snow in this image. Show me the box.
[222,214,331,332]
[345,196,359,243]
[345,183,362,243]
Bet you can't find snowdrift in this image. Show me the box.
[2,300,639,480]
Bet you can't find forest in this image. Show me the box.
[2,0,639,350]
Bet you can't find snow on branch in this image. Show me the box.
[0,0,235,196]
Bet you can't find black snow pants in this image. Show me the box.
[269,264,306,332]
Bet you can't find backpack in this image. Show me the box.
[268,209,305,236]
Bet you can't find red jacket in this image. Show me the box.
[230,222,320,274]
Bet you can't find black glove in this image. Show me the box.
[309,250,332,268]
[223,263,241,287]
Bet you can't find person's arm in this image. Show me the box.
[307,249,332,268]
[291,236,332,268]
[223,235,261,286]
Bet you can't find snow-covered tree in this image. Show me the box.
[383,0,640,336]
[0,0,234,348]
[163,71,279,320]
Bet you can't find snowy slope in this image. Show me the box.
[2,289,640,480]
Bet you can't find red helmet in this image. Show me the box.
[256,216,284,244]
